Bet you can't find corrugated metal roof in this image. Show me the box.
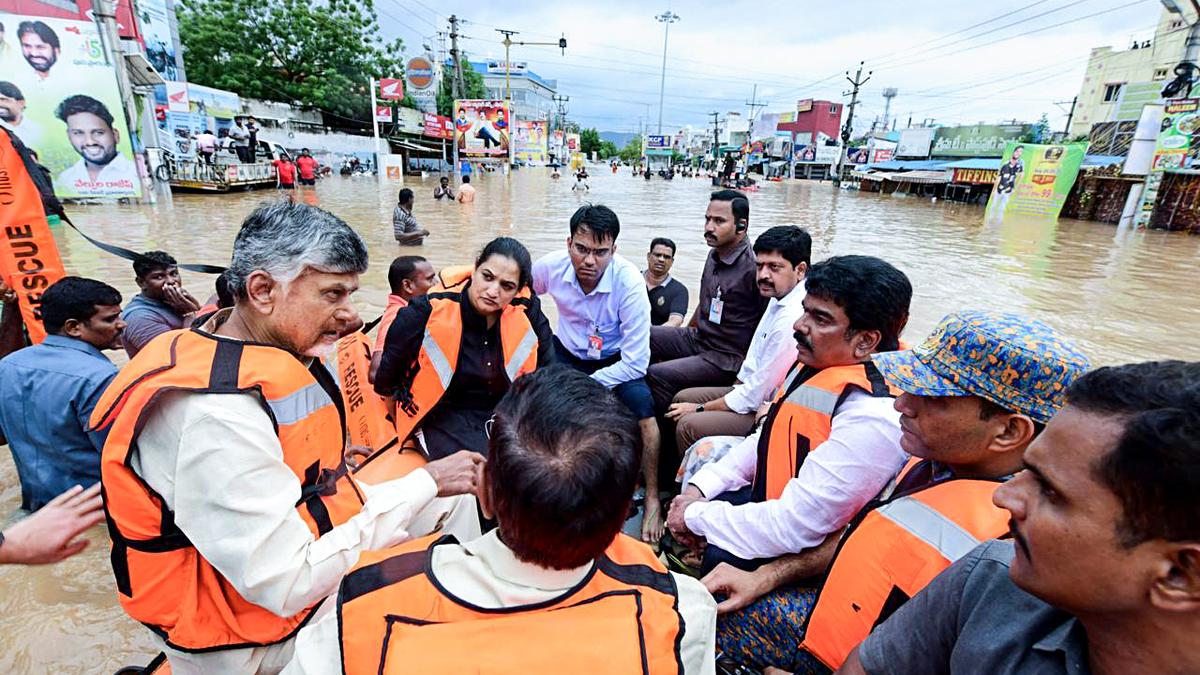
[864,159,949,171]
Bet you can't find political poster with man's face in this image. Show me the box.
[0,14,141,198]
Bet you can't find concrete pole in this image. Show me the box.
[95,0,153,202]
[655,11,679,135]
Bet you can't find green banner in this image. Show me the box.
[985,142,1086,222]
[1134,98,1198,228]
[932,124,1031,157]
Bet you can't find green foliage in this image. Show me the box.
[436,64,488,116]
[598,140,619,159]
[580,128,601,155]
[618,137,643,163]
[178,0,405,124]
[1020,113,1051,143]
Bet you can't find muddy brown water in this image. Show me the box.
[2,168,1198,672]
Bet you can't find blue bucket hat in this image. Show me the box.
[871,311,1091,424]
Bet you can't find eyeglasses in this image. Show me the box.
[571,241,612,260]
[484,414,496,439]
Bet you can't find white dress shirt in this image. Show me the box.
[532,249,651,388]
[723,283,806,414]
[54,152,139,197]
[285,529,717,675]
[685,390,905,560]
[132,388,470,674]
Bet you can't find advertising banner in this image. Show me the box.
[379,78,404,101]
[422,112,453,140]
[896,127,935,158]
[165,81,190,113]
[406,57,438,113]
[1134,98,1199,228]
[172,83,240,120]
[566,132,580,153]
[136,0,183,81]
[453,99,510,158]
[375,105,392,123]
[513,120,548,163]
[486,60,527,75]
[986,141,1086,222]
[1,15,141,198]
[953,168,998,184]
[933,124,1031,157]
[793,144,840,164]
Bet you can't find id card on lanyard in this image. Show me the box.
[588,324,603,359]
[708,285,724,325]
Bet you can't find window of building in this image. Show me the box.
[829,104,839,114]
[1170,19,1184,29]
[1103,83,1124,102]
[1153,68,1169,80]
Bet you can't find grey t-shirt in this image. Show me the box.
[859,540,1090,675]
[121,293,186,358]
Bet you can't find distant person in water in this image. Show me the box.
[393,188,429,246]
[458,174,476,203]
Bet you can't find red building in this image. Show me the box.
[777,99,843,143]
[0,0,141,40]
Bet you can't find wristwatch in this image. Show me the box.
[694,404,705,413]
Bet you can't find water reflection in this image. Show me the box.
[2,167,1199,670]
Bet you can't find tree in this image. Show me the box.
[1020,113,1051,144]
[599,140,619,159]
[178,0,405,126]
[618,137,643,163]
[580,128,602,156]
[436,64,488,117]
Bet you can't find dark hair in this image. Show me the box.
[388,255,427,293]
[649,237,676,255]
[754,225,812,267]
[710,189,749,224]
[462,174,471,183]
[487,366,641,569]
[475,237,532,290]
[0,81,23,101]
[17,21,58,49]
[569,203,620,243]
[133,250,177,279]
[804,255,912,352]
[54,94,113,128]
[215,271,234,308]
[1066,361,1200,547]
[42,276,121,335]
[397,188,414,204]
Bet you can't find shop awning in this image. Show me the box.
[851,169,884,182]
[388,136,446,154]
[886,170,950,184]
[124,53,164,87]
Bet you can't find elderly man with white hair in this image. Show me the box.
[93,202,483,674]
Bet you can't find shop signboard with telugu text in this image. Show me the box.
[1,14,141,198]
[422,113,453,140]
[513,120,548,163]
[933,124,1030,157]
[986,141,1085,222]
[454,100,510,158]
[1134,98,1199,228]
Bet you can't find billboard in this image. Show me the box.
[932,124,1031,157]
[1134,98,1199,227]
[793,144,840,164]
[1114,82,1165,122]
[454,99,510,157]
[379,78,404,100]
[896,127,935,158]
[135,0,183,81]
[797,99,813,113]
[178,83,240,119]
[566,132,580,153]
[486,60,527,75]
[1,15,141,198]
[422,112,453,140]
[513,120,548,162]
[986,141,1086,222]
[645,134,670,149]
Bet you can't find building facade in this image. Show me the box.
[777,99,843,143]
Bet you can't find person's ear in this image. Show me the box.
[795,262,808,278]
[243,270,278,315]
[1151,545,1200,612]
[853,329,881,358]
[988,413,1037,455]
[61,317,85,339]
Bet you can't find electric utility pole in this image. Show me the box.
[449,15,464,183]
[833,61,870,187]
[1055,97,1078,136]
[709,111,722,165]
[655,10,680,134]
[745,84,767,123]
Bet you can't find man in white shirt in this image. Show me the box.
[286,365,717,675]
[93,201,484,674]
[53,94,138,197]
[531,204,664,544]
[665,255,912,574]
[665,225,810,451]
[0,81,41,151]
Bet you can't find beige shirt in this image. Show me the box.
[284,529,717,674]
[458,182,476,202]
[132,379,460,674]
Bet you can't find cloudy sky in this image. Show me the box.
[377,0,1171,134]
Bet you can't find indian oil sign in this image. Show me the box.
[406,57,435,90]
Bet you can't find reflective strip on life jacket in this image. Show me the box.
[419,328,456,390]
[504,325,537,381]
[266,380,335,426]
[873,496,983,561]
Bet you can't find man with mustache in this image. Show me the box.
[700,311,1089,673]
[665,225,810,452]
[17,21,59,82]
[839,360,1200,675]
[665,255,911,579]
[53,94,138,194]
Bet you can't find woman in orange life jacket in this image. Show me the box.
[373,237,555,460]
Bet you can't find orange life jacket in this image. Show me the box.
[752,361,900,502]
[330,330,398,453]
[337,533,686,675]
[433,264,474,292]
[800,458,1010,669]
[392,291,539,444]
[91,327,366,652]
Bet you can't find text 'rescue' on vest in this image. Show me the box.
[390,283,539,445]
[336,533,687,675]
[752,361,900,502]
[90,326,366,652]
[800,458,1011,669]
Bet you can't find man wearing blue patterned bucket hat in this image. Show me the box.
[702,310,1090,674]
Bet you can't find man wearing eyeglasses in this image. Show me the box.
[645,238,689,328]
[532,205,663,546]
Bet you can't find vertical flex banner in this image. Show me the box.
[986,141,1086,221]
[453,100,511,158]
[0,130,67,343]
[2,15,141,199]
[1134,98,1199,228]
[513,120,548,163]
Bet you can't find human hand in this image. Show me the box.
[665,486,705,539]
[162,283,201,314]
[0,279,17,305]
[641,494,664,547]
[344,444,372,469]
[702,562,771,614]
[665,402,695,422]
[423,450,485,497]
[0,483,104,565]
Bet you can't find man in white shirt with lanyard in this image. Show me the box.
[532,204,664,545]
[665,225,810,452]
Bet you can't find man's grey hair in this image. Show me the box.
[227,201,368,299]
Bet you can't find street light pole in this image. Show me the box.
[655,10,679,135]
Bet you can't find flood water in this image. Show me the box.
[3,167,1199,672]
